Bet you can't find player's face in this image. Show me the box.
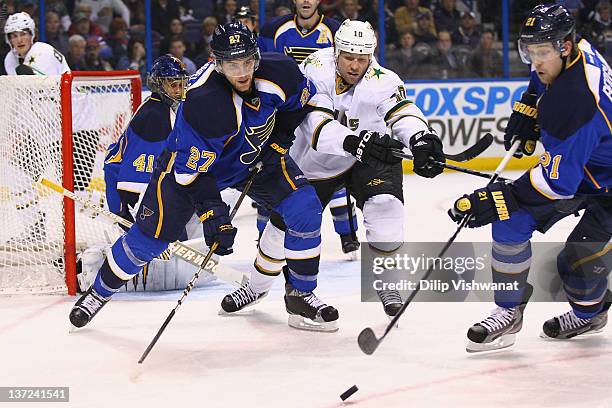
[294,0,320,19]
[238,17,256,32]
[526,42,569,84]
[8,31,33,56]
[162,78,187,102]
[220,56,257,92]
[336,51,370,85]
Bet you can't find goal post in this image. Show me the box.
[0,71,142,295]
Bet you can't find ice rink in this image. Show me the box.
[1,171,611,408]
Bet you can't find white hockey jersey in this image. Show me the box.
[290,47,431,180]
[4,41,69,75]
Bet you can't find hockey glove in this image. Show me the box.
[409,131,445,178]
[448,182,519,228]
[199,200,237,256]
[343,130,404,171]
[504,92,539,158]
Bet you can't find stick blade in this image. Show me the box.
[446,132,494,162]
[358,328,380,355]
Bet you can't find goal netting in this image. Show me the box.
[0,71,142,295]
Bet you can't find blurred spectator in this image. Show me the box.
[193,15,216,65]
[275,5,292,16]
[76,0,130,33]
[66,34,87,70]
[117,37,147,80]
[178,0,195,21]
[125,0,146,28]
[584,0,612,52]
[319,0,340,17]
[83,36,113,70]
[434,0,461,33]
[217,0,238,24]
[45,11,69,55]
[386,30,428,78]
[451,11,480,47]
[394,0,432,35]
[159,18,192,55]
[152,0,180,36]
[332,0,365,21]
[17,0,36,18]
[0,1,8,75]
[106,17,129,66]
[425,30,469,78]
[46,0,72,32]
[169,38,196,74]
[413,11,437,44]
[469,29,501,77]
[69,12,105,38]
[236,6,257,33]
[362,0,398,45]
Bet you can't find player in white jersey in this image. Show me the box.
[4,12,69,75]
[221,20,446,320]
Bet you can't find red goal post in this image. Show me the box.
[0,70,142,295]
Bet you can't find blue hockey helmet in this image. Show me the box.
[211,21,260,77]
[147,54,189,108]
[518,4,576,64]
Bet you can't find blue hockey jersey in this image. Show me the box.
[514,39,612,206]
[167,52,316,194]
[104,94,173,215]
[258,14,340,63]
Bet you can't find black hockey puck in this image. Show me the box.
[340,385,358,401]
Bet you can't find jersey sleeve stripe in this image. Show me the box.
[388,113,430,131]
[528,165,574,200]
[154,152,176,238]
[311,118,333,149]
[255,78,286,102]
[311,105,334,117]
[384,99,414,122]
[280,157,297,190]
[580,51,612,134]
[584,165,603,189]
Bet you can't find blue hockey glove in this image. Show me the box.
[448,182,519,228]
[200,200,237,256]
[504,92,539,158]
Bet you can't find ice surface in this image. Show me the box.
[1,172,610,408]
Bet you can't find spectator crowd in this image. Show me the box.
[1,0,612,81]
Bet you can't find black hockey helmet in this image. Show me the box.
[211,21,260,75]
[518,4,576,64]
[147,54,189,108]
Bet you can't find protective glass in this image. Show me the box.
[518,40,563,64]
[218,55,257,77]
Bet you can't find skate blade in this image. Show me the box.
[69,324,80,333]
[466,334,516,353]
[539,327,604,340]
[288,314,338,333]
[345,251,358,261]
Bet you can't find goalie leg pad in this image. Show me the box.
[93,225,169,297]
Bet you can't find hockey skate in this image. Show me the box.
[340,234,360,261]
[69,286,110,329]
[466,283,533,353]
[541,309,609,339]
[377,289,403,318]
[220,281,268,315]
[284,275,339,332]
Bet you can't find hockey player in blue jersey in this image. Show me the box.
[70,22,340,332]
[257,1,359,257]
[448,4,612,352]
[104,55,188,229]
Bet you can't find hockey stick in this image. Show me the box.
[40,178,248,287]
[390,150,511,182]
[443,132,494,162]
[357,140,521,355]
[138,164,260,364]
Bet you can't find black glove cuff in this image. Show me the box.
[343,135,359,156]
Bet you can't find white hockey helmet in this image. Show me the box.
[334,19,377,60]
[4,12,36,46]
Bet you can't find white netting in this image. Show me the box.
[0,74,138,294]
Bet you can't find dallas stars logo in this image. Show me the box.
[371,67,385,79]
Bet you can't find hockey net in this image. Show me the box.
[0,71,141,295]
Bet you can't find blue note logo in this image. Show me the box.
[240,112,276,164]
